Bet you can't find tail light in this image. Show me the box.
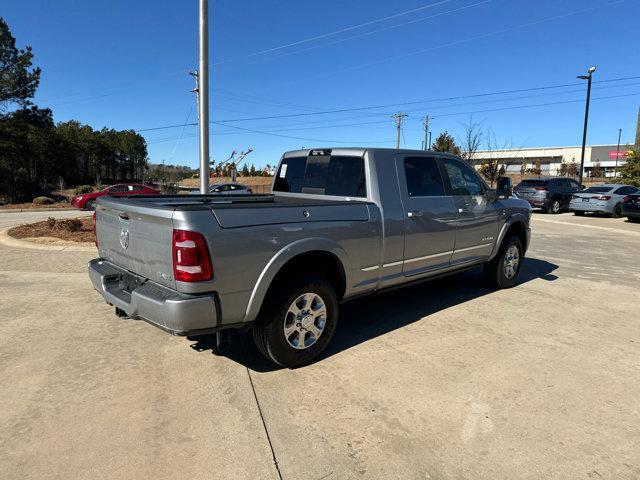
[591,195,611,200]
[92,211,98,248]
[534,187,547,191]
[623,196,631,203]
[172,229,213,282]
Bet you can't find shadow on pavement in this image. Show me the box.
[188,257,558,372]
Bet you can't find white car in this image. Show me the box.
[569,184,639,217]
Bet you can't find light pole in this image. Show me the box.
[198,0,210,194]
[614,128,622,177]
[577,66,596,186]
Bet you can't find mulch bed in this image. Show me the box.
[0,202,72,210]
[8,217,94,243]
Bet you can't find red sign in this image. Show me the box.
[608,151,627,159]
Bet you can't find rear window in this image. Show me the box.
[584,186,613,193]
[274,154,366,197]
[517,179,548,187]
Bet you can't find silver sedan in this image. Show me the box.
[569,184,639,217]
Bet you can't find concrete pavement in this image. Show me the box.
[1,210,639,479]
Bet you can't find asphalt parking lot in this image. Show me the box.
[1,211,639,480]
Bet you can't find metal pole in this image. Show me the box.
[614,128,622,177]
[578,72,593,187]
[198,0,210,194]
[422,115,430,151]
[392,113,407,149]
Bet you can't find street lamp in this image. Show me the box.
[577,66,596,186]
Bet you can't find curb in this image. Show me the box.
[0,228,96,252]
[0,207,78,213]
[533,217,640,237]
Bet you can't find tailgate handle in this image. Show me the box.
[118,213,130,221]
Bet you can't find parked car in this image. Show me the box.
[513,177,582,213]
[89,148,531,367]
[71,184,161,210]
[621,193,640,223]
[211,183,252,195]
[569,184,639,217]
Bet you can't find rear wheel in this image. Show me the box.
[84,199,96,210]
[611,203,623,218]
[483,236,524,289]
[253,273,338,368]
[549,198,561,214]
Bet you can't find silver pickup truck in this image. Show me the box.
[89,148,531,367]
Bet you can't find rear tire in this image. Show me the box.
[611,203,623,218]
[549,198,561,214]
[84,199,96,210]
[483,236,524,289]
[253,273,338,368]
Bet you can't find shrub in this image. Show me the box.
[58,219,83,232]
[46,217,57,228]
[73,185,93,195]
[33,196,54,205]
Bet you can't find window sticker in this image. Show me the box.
[279,164,288,178]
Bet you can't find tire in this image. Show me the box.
[253,273,338,368]
[573,211,585,216]
[549,198,561,214]
[628,216,640,224]
[611,203,623,218]
[84,199,96,210]
[483,236,524,289]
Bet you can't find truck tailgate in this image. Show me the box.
[96,199,176,289]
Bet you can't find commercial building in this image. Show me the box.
[473,143,634,178]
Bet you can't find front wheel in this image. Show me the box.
[253,273,338,368]
[84,199,96,210]
[483,236,524,289]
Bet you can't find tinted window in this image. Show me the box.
[568,180,580,189]
[584,186,614,194]
[403,157,444,197]
[518,179,548,187]
[274,155,366,197]
[109,185,127,193]
[442,158,483,196]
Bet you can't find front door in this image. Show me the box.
[440,157,504,264]
[395,155,458,276]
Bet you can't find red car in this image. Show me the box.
[71,183,161,210]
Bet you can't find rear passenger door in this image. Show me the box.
[395,155,458,275]
[440,157,503,264]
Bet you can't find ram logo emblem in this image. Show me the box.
[119,227,130,250]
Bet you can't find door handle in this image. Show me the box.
[407,211,424,218]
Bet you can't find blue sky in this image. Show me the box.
[4,0,640,168]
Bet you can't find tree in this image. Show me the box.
[592,160,602,178]
[458,117,484,165]
[567,159,578,178]
[0,17,41,110]
[618,149,640,186]
[241,164,250,176]
[477,130,517,186]
[431,131,461,156]
[527,160,542,176]
[249,163,256,176]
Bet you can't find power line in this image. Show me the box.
[134,75,640,133]
[214,0,458,64]
[239,0,494,67]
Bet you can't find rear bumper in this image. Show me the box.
[519,196,548,209]
[88,258,219,335]
[569,200,609,213]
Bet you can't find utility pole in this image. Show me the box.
[614,128,622,177]
[577,66,596,187]
[197,0,210,194]
[422,115,431,150]
[392,112,408,149]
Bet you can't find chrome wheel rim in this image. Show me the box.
[503,245,520,279]
[283,293,327,350]
[552,201,560,213]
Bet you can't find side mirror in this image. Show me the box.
[496,176,512,198]
[486,189,498,202]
